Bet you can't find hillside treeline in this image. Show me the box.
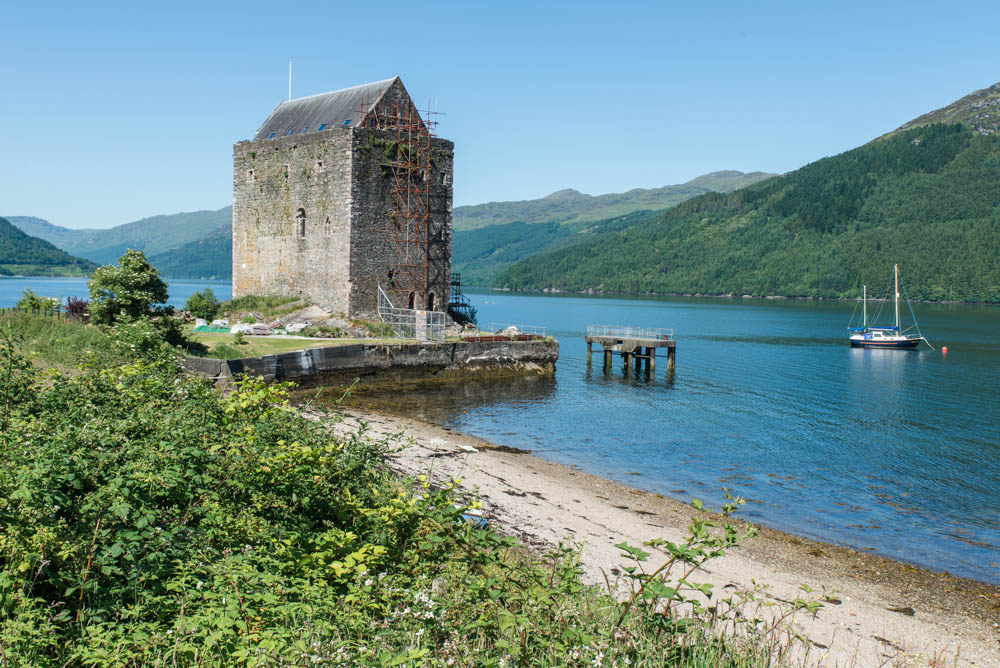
[0,217,96,276]
[496,124,1000,302]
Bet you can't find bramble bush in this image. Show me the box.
[0,315,814,665]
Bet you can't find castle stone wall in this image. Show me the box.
[233,130,354,313]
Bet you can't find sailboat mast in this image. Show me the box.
[894,264,900,330]
[863,285,867,328]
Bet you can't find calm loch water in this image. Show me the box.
[343,289,1000,585]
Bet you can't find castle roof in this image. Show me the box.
[253,77,399,141]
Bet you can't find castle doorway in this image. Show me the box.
[407,292,415,309]
[427,292,435,311]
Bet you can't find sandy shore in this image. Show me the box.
[311,407,1000,667]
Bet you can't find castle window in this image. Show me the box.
[246,169,255,181]
[407,292,415,310]
[267,132,276,139]
[315,160,324,171]
[427,292,435,311]
[317,123,327,131]
[295,208,306,238]
[442,173,452,185]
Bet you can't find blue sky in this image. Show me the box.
[2,0,999,229]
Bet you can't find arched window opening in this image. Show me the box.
[295,208,306,238]
[427,292,435,311]
[407,292,415,310]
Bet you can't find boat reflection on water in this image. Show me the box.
[301,373,558,425]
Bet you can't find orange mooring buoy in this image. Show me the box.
[942,346,948,353]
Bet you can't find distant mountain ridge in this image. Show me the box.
[453,171,775,230]
[0,217,97,277]
[6,209,233,279]
[887,81,1000,137]
[6,208,232,267]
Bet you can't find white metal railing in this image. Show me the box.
[488,322,548,336]
[377,285,446,342]
[586,325,673,341]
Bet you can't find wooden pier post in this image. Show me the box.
[584,328,675,377]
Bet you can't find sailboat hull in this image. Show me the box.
[849,338,922,350]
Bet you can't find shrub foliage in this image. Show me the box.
[88,250,169,325]
[0,315,802,666]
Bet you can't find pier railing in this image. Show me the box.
[586,325,673,341]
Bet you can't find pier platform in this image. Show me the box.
[584,325,675,373]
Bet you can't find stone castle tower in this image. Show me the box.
[232,77,454,317]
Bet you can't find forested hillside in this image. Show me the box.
[0,218,97,276]
[147,226,232,279]
[496,124,1000,302]
[454,211,659,285]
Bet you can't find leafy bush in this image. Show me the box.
[65,296,89,321]
[0,322,809,665]
[15,288,58,311]
[184,288,220,320]
[88,249,169,324]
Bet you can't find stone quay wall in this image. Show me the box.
[184,339,558,388]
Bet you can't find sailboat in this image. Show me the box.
[848,264,926,349]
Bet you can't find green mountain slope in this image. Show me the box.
[452,171,774,231]
[453,211,660,286]
[147,226,232,279]
[0,217,98,277]
[495,123,1000,302]
[6,208,232,265]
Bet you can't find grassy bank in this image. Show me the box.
[0,312,803,666]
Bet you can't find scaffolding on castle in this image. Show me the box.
[359,93,441,312]
[377,285,445,342]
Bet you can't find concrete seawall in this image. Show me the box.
[183,339,559,387]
